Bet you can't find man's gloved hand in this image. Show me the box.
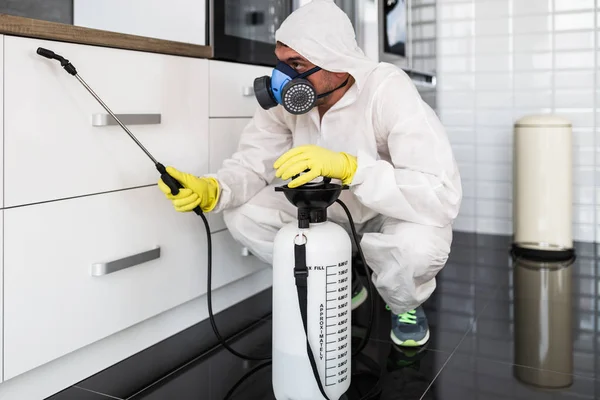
[158,167,220,212]
[273,144,358,188]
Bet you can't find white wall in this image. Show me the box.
[73,0,206,45]
[436,0,599,242]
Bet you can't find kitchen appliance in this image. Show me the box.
[207,0,360,67]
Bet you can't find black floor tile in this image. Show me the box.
[454,254,600,381]
[225,341,453,400]
[76,288,272,398]
[47,386,123,400]
[423,352,599,400]
[129,319,272,400]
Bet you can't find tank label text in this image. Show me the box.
[319,303,324,360]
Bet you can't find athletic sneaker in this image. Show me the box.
[387,305,430,347]
[351,266,368,310]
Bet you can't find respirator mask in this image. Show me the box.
[254,61,348,115]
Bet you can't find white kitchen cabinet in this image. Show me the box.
[3,35,209,207]
[209,60,272,118]
[4,186,203,379]
[3,184,268,379]
[207,118,252,232]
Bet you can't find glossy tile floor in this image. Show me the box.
[50,232,600,399]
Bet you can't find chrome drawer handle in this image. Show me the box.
[242,86,254,97]
[91,246,161,276]
[92,113,161,126]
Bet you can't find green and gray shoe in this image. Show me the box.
[388,305,430,347]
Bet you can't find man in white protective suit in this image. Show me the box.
[158,0,462,347]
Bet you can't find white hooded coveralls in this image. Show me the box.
[209,0,462,314]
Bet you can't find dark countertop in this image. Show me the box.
[0,13,213,59]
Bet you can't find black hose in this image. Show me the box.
[335,199,374,357]
[200,212,271,361]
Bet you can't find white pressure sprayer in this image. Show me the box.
[272,177,353,400]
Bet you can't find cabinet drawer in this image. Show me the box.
[209,60,272,117]
[4,36,209,207]
[208,118,251,232]
[3,186,266,379]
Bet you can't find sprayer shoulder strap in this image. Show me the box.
[294,243,331,400]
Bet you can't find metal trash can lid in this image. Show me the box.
[515,114,571,128]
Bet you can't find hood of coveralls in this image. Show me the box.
[275,0,379,93]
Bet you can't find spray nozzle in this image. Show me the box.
[36,47,77,76]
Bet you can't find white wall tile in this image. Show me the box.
[453,215,476,231]
[555,71,595,89]
[554,0,594,12]
[475,18,510,36]
[574,167,596,186]
[457,162,476,180]
[476,182,512,200]
[554,90,595,108]
[574,147,596,166]
[475,72,513,90]
[513,15,553,34]
[439,3,475,20]
[476,145,512,164]
[475,0,510,19]
[440,109,476,126]
[475,109,514,126]
[573,129,596,147]
[438,91,475,109]
[513,72,553,89]
[514,91,553,108]
[475,91,513,108]
[513,0,553,16]
[554,12,595,31]
[574,224,596,241]
[459,197,476,216]
[439,21,475,37]
[413,5,437,21]
[476,164,512,182]
[555,31,595,51]
[475,127,512,145]
[555,51,595,69]
[514,52,553,70]
[574,186,595,205]
[447,127,476,143]
[438,38,472,56]
[475,36,511,54]
[476,218,512,235]
[438,74,475,90]
[513,33,553,53]
[477,199,512,219]
[475,54,512,72]
[439,56,475,72]
[451,143,476,163]
[574,205,596,224]
[462,180,476,197]
[556,110,595,127]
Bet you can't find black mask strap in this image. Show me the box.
[316,76,350,99]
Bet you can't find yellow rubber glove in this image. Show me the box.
[158,166,220,212]
[273,145,358,188]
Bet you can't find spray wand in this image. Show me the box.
[35,47,200,215]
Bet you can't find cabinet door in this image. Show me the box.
[207,118,251,232]
[209,60,272,118]
[3,185,267,379]
[4,36,209,207]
